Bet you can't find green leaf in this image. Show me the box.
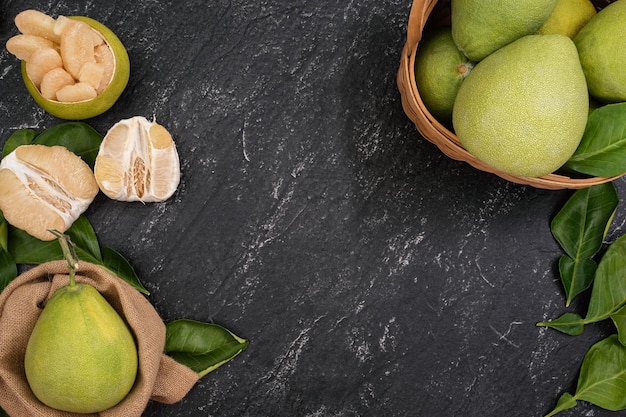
[544,392,577,417]
[0,406,9,417]
[101,247,149,295]
[565,103,626,177]
[537,312,585,335]
[611,304,626,345]
[0,249,17,292]
[558,256,597,307]
[0,212,8,252]
[8,226,62,264]
[575,335,626,411]
[551,183,618,305]
[585,234,626,324]
[65,216,102,262]
[165,319,248,378]
[32,122,103,168]
[6,218,147,295]
[7,219,100,265]
[1,128,37,157]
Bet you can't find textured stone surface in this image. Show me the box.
[1,1,625,416]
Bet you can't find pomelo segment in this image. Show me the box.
[0,145,98,241]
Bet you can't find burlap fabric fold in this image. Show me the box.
[0,260,199,417]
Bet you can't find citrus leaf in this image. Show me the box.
[544,392,577,417]
[565,103,626,177]
[65,216,102,262]
[537,312,585,335]
[1,128,37,158]
[0,213,15,291]
[165,319,248,378]
[550,182,618,305]
[101,247,148,295]
[544,335,626,415]
[8,226,62,264]
[8,220,100,265]
[611,304,626,345]
[551,182,618,260]
[6,219,146,295]
[32,122,103,168]
[574,335,626,411]
[558,256,597,307]
[0,212,8,253]
[0,249,17,292]
[585,234,626,324]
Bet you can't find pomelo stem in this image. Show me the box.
[48,229,79,287]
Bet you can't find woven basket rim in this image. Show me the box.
[397,0,624,190]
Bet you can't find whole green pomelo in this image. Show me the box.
[452,34,588,178]
[415,28,475,127]
[451,0,558,61]
[24,282,138,413]
[574,0,626,103]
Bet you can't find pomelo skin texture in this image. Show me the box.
[24,283,138,413]
[452,34,588,178]
[574,0,626,103]
[451,0,558,61]
[414,28,474,127]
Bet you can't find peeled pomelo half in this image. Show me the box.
[0,144,99,241]
[94,116,181,202]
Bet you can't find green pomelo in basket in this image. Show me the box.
[414,28,474,127]
[574,0,626,103]
[452,34,588,178]
[451,0,558,61]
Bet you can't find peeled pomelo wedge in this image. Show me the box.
[0,144,99,241]
[94,116,181,202]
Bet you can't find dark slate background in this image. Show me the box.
[1,1,625,416]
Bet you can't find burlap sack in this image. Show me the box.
[0,260,199,417]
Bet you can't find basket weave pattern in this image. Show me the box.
[397,0,623,190]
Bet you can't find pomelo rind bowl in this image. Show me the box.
[21,16,130,120]
[397,0,624,190]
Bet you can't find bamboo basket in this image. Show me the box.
[397,0,624,190]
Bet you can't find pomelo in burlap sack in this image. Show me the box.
[0,260,198,416]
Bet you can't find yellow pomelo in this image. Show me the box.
[24,282,138,413]
[414,28,474,126]
[537,0,597,38]
[574,0,626,103]
[451,0,558,61]
[7,13,130,120]
[452,34,588,178]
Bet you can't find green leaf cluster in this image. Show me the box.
[539,183,626,415]
[0,215,148,295]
